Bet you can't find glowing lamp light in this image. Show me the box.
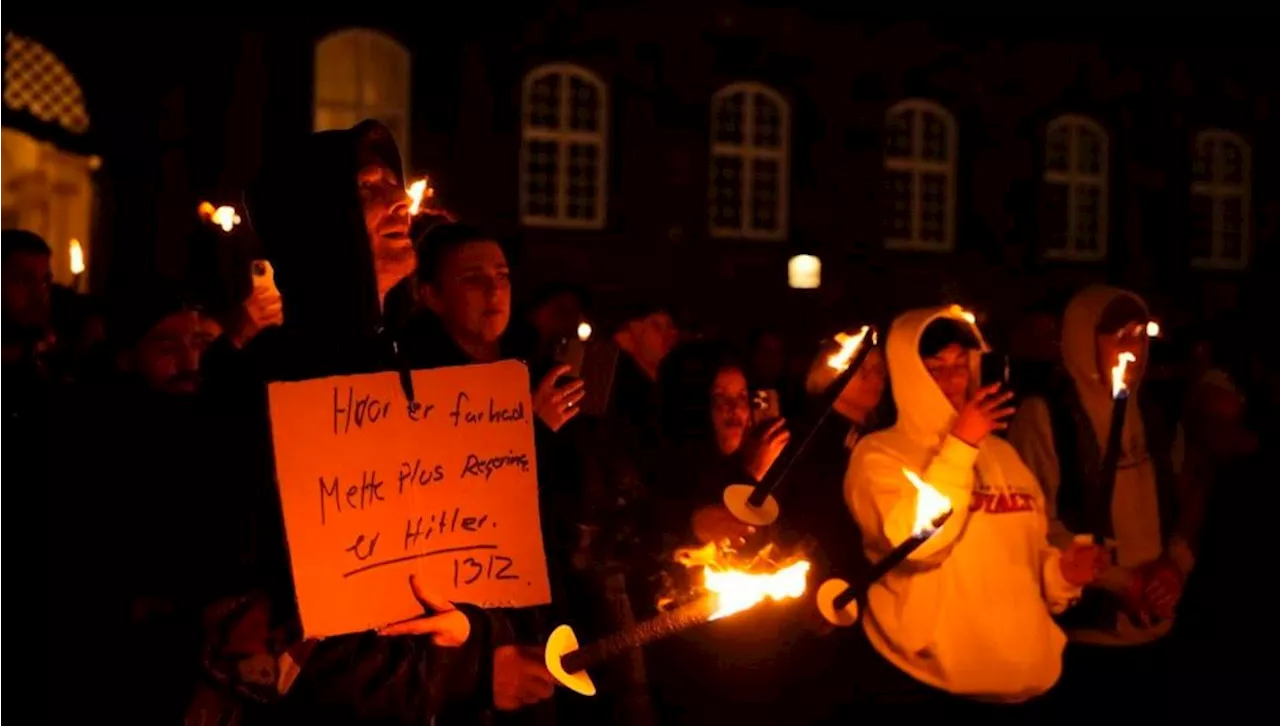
[68,239,85,276]
[788,254,821,289]
[1146,320,1161,338]
[197,201,242,233]
[577,321,593,342]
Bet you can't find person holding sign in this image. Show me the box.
[231,120,555,724]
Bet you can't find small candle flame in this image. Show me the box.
[1111,351,1137,399]
[407,177,431,215]
[198,201,241,233]
[1146,320,1160,338]
[577,321,593,342]
[69,239,85,275]
[827,325,871,372]
[903,468,952,536]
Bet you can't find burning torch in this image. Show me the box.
[816,469,954,626]
[722,325,877,527]
[544,554,810,696]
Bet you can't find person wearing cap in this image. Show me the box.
[846,307,1101,716]
[1009,285,1195,717]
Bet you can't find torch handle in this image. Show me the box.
[1095,394,1128,536]
[831,509,954,611]
[746,342,874,508]
[560,596,718,674]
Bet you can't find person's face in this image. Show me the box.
[134,311,219,396]
[358,163,413,281]
[425,240,512,345]
[629,312,679,371]
[710,366,751,455]
[531,291,583,343]
[1095,322,1147,389]
[2,251,52,332]
[752,333,786,383]
[923,343,972,411]
[837,347,886,423]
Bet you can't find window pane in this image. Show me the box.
[750,158,780,233]
[922,111,948,163]
[885,110,912,159]
[753,94,782,149]
[713,92,745,146]
[920,172,948,242]
[528,74,560,130]
[315,105,360,132]
[315,34,359,105]
[568,76,600,133]
[882,170,913,239]
[1074,184,1102,252]
[524,139,559,218]
[1220,140,1245,185]
[1077,127,1103,176]
[710,154,743,230]
[566,142,600,220]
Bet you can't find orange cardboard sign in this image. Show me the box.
[268,360,552,638]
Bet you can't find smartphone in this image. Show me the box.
[554,337,619,416]
[751,389,782,425]
[981,352,1010,388]
[554,336,586,380]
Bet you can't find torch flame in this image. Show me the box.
[197,201,241,233]
[704,560,811,620]
[407,178,431,215]
[903,468,952,536]
[1146,320,1160,338]
[577,321,593,342]
[69,239,85,275]
[827,325,871,372]
[1111,351,1137,399]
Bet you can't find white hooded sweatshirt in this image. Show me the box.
[845,306,1079,702]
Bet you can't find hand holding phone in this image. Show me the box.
[980,352,1010,388]
[231,260,284,348]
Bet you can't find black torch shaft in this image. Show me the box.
[1097,392,1128,526]
[559,596,719,675]
[746,340,875,508]
[831,509,954,610]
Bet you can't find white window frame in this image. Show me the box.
[519,63,608,230]
[1043,114,1109,261]
[884,99,957,252]
[313,28,411,160]
[708,82,790,241]
[1191,129,1251,270]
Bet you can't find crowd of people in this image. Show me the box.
[7,119,1276,725]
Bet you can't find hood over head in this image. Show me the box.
[885,305,989,444]
[245,120,404,348]
[1060,284,1150,398]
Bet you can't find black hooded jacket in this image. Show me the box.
[242,121,494,725]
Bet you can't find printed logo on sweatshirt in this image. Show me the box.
[969,488,1036,515]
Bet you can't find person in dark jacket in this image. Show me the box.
[234,120,554,725]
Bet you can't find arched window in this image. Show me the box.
[520,63,608,229]
[884,100,956,251]
[2,32,96,288]
[313,29,411,159]
[709,83,789,240]
[1043,115,1108,260]
[1191,130,1251,269]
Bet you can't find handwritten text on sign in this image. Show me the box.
[268,361,551,638]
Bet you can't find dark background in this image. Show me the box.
[5,5,1277,349]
